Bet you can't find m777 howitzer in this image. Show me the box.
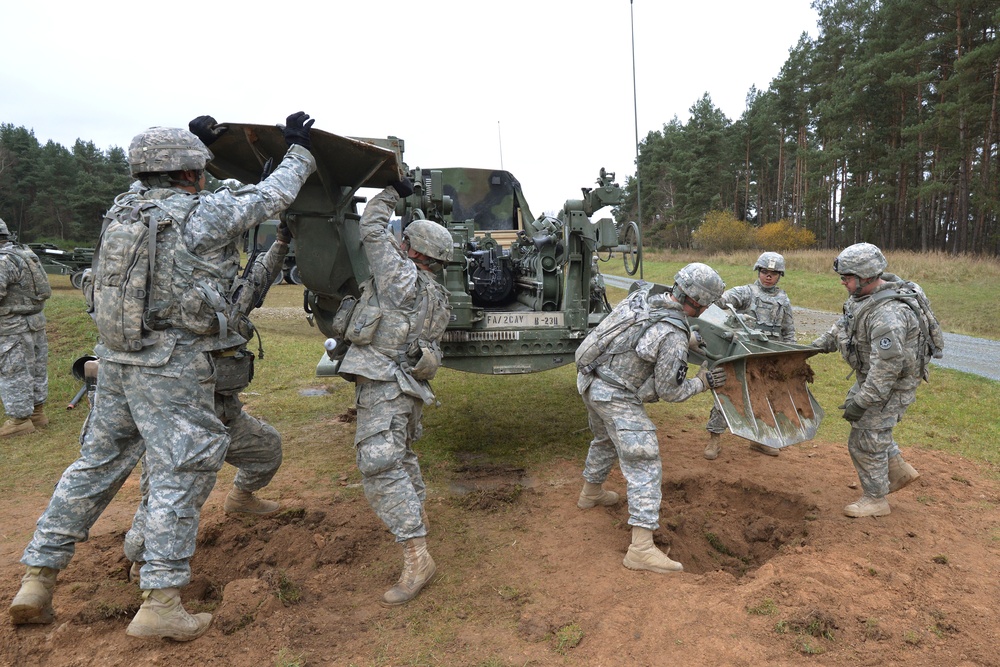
[686,302,825,448]
[202,122,642,376]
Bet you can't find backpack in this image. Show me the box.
[89,201,162,352]
[576,287,687,376]
[872,278,944,379]
[0,245,51,315]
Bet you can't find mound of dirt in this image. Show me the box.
[3,419,1000,666]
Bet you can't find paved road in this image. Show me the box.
[601,273,1000,381]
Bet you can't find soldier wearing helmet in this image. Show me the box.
[12,113,317,641]
[575,264,727,574]
[337,180,452,607]
[811,242,924,518]
[0,217,51,439]
[704,251,796,460]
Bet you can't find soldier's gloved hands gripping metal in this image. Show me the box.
[276,220,292,244]
[688,330,707,353]
[389,177,414,198]
[696,364,727,391]
[282,112,315,150]
[188,115,228,146]
[841,399,866,423]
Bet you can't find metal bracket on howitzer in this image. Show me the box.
[687,304,825,448]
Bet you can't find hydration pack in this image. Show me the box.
[0,244,51,315]
[871,278,944,379]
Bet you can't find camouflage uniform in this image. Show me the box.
[812,272,923,498]
[20,144,315,590]
[707,280,795,434]
[578,288,709,530]
[0,240,49,421]
[338,187,451,543]
[123,237,290,563]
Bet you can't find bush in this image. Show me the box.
[692,211,755,252]
[755,220,816,251]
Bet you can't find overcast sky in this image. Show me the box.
[3,1,818,215]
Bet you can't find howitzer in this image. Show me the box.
[67,354,98,410]
[203,123,640,376]
[687,304,824,448]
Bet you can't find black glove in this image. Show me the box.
[389,177,414,198]
[842,399,866,423]
[283,111,315,150]
[696,365,727,390]
[276,220,292,244]
[188,115,227,146]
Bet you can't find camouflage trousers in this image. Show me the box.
[580,389,662,530]
[0,328,48,419]
[705,405,728,434]
[21,346,228,590]
[848,427,903,498]
[354,379,427,543]
[124,392,282,563]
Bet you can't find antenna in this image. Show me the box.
[497,120,504,170]
[630,0,643,279]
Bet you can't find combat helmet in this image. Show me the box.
[0,217,9,237]
[673,262,725,307]
[403,219,453,264]
[127,127,213,177]
[754,251,785,275]
[833,243,887,279]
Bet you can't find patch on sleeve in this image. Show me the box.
[675,364,688,385]
[879,337,892,350]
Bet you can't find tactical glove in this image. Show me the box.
[842,399,866,423]
[696,364,727,391]
[188,115,228,146]
[276,220,292,244]
[283,111,315,150]
[688,330,707,353]
[389,177,414,198]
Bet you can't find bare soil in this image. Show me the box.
[2,309,1000,666]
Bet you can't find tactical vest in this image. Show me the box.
[0,244,51,316]
[744,283,790,339]
[576,287,689,395]
[91,190,241,352]
[838,284,924,385]
[346,270,451,379]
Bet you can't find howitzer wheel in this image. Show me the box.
[288,264,303,285]
[622,220,641,276]
[70,270,86,290]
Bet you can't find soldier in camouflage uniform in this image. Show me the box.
[337,180,453,606]
[704,251,795,459]
[0,218,50,438]
[811,243,923,518]
[10,113,316,641]
[123,212,297,580]
[576,264,727,573]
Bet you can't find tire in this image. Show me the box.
[289,264,303,285]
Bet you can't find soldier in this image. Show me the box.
[576,264,728,573]
[9,113,316,640]
[124,213,297,580]
[811,243,924,518]
[0,218,50,438]
[337,181,452,606]
[704,251,795,459]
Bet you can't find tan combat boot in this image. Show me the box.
[843,495,891,518]
[381,537,436,607]
[0,417,35,438]
[30,404,49,429]
[224,487,279,515]
[125,588,212,641]
[888,455,920,493]
[577,481,620,509]
[704,433,722,460]
[622,527,683,573]
[9,566,58,624]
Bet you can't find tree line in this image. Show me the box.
[623,0,1000,256]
